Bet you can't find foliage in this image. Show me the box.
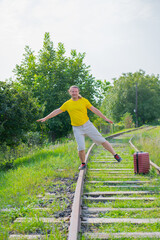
[93,80,112,134]
[113,122,125,132]
[93,117,111,134]
[112,112,135,133]
[96,79,112,99]
[13,32,102,139]
[0,80,44,146]
[121,112,135,129]
[101,70,160,126]
[0,140,41,171]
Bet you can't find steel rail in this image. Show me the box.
[68,143,95,240]
[68,126,155,240]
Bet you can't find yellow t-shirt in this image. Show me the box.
[60,97,92,126]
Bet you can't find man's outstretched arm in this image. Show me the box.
[37,108,63,122]
[89,106,113,124]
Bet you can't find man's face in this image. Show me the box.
[70,87,79,98]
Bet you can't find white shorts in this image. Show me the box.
[72,120,106,151]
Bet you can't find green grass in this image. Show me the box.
[0,139,91,239]
[0,142,76,208]
[98,209,160,218]
[132,126,160,166]
[82,222,160,233]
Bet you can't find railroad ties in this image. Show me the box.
[81,134,160,239]
[7,204,69,240]
[7,182,71,239]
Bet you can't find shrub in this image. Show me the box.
[121,112,135,129]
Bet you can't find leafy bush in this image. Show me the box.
[93,118,111,134]
[0,140,40,170]
[23,131,43,146]
[121,112,135,129]
[0,81,44,146]
[113,122,125,132]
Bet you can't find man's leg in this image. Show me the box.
[102,140,116,155]
[102,140,122,162]
[83,121,122,162]
[72,126,86,170]
[83,121,116,156]
[78,150,86,163]
[78,150,86,170]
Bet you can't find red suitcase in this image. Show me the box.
[133,152,150,174]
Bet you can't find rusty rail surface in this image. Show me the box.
[68,143,95,240]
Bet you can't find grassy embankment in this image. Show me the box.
[132,126,160,166]
[0,139,91,240]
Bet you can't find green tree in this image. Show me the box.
[101,70,160,125]
[0,81,44,145]
[13,32,102,139]
[93,80,112,133]
[13,46,37,88]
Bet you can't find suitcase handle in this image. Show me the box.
[136,152,139,173]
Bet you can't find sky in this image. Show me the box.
[0,0,160,83]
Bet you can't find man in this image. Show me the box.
[37,85,122,170]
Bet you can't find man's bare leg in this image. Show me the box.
[102,140,116,155]
[78,150,86,163]
[78,150,86,170]
[102,140,122,162]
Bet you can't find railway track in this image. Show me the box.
[6,126,160,239]
[68,127,160,240]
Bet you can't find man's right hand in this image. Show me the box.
[36,118,47,123]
